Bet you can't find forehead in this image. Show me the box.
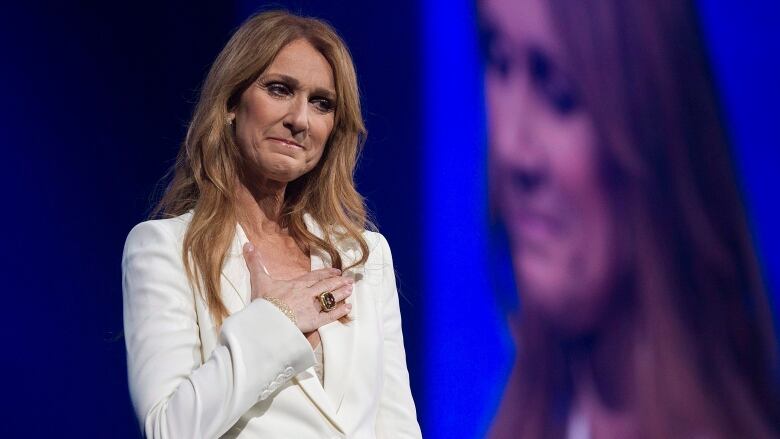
[481,0,563,53]
[264,39,335,89]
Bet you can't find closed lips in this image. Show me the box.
[269,137,304,149]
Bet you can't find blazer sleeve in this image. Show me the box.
[374,234,423,438]
[122,220,316,439]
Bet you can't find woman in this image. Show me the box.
[122,11,421,438]
[481,0,780,437]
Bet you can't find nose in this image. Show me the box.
[283,96,309,140]
[500,72,548,194]
[510,126,548,194]
[512,163,545,193]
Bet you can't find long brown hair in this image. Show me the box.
[152,11,371,327]
[487,0,779,437]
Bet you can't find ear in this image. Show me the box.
[226,112,236,125]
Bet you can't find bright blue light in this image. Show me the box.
[422,1,514,437]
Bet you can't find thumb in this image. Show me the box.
[243,242,272,284]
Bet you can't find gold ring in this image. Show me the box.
[319,291,337,312]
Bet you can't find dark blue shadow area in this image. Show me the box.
[1,1,236,436]
[0,1,420,437]
[698,0,780,318]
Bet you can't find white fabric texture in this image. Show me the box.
[314,342,325,386]
[122,211,421,438]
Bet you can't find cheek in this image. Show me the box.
[486,74,509,126]
[313,117,334,145]
[486,73,529,159]
[235,97,281,150]
[304,116,334,163]
[552,122,614,290]
[518,116,617,328]
[561,174,616,322]
[574,197,615,296]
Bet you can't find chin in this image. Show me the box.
[261,161,309,183]
[546,300,601,338]
[521,277,607,338]
[515,244,615,337]
[266,172,303,183]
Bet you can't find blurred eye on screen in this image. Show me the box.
[528,46,581,115]
[489,41,511,78]
[480,22,513,79]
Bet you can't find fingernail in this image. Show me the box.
[331,268,341,274]
[346,303,352,310]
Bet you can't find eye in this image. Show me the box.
[480,22,512,79]
[492,48,511,79]
[544,72,580,115]
[487,40,512,79]
[528,48,550,84]
[527,47,581,116]
[262,81,292,97]
[310,96,335,113]
[550,89,579,115]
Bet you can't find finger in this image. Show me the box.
[327,282,353,303]
[309,275,353,295]
[242,242,271,281]
[320,302,352,325]
[296,267,341,286]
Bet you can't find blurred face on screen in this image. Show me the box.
[482,0,617,332]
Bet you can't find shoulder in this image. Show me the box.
[306,212,393,266]
[122,212,196,299]
[124,211,194,254]
[360,230,393,266]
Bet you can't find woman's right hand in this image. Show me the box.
[242,242,353,333]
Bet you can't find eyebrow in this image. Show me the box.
[477,16,510,65]
[259,73,337,101]
[477,13,499,44]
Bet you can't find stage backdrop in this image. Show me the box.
[0,0,777,437]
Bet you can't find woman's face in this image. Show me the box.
[232,38,336,183]
[483,0,617,332]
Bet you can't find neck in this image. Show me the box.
[565,300,639,438]
[236,174,288,235]
[568,312,634,409]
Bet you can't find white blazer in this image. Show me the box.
[122,211,421,438]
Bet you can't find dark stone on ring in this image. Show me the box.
[319,291,337,312]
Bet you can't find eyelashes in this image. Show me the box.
[311,96,336,113]
[258,80,336,114]
[527,48,581,115]
[486,41,582,116]
[263,81,291,97]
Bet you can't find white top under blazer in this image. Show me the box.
[122,211,422,438]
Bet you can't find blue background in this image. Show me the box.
[0,1,776,437]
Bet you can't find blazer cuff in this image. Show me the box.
[219,299,316,400]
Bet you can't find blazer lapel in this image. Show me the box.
[219,223,251,314]
[217,215,355,430]
[304,214,358,415]
[293,370,345,434]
